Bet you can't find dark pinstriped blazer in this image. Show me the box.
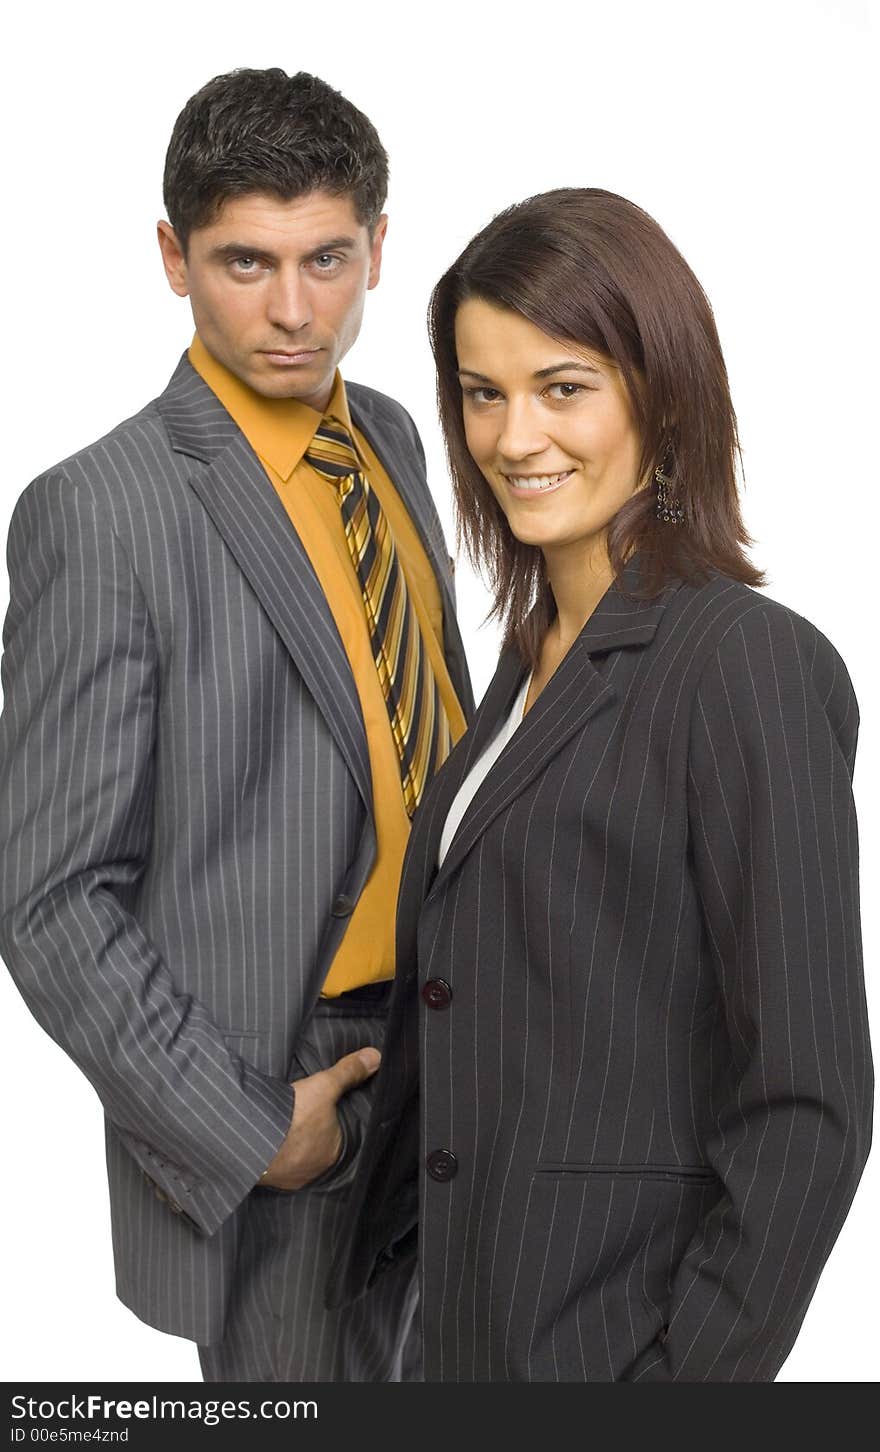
[0,355,473,1343]
[327,562,872,1381]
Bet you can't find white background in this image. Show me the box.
[1,0,877,1383]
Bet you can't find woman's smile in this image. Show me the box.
[502,468,574,496]
[455,297,644,564]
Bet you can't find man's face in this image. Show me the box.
[158,190,387,409]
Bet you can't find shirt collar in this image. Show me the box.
[187,334,354,482]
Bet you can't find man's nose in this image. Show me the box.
[266,267,313,333]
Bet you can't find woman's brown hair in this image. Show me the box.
[428,188,764,665]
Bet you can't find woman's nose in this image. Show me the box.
[495,397,550,462]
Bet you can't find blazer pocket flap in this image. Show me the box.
[534,1161,717,1185]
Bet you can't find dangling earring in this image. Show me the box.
[654,452,684,525]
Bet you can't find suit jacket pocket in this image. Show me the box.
[285,1018,385,1195]
[534,1161,718,1185]
[509,1162,718,1379]
[531,1159,723,1379]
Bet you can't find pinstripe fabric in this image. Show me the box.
[327,562,872,1381]
[0,353,474,1362]
[197,1001,419,1381]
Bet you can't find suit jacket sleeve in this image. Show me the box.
[627,601,872,1380]
[0,474,294,1236]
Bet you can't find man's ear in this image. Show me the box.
[157,220,190,298]
[367,214,388,291]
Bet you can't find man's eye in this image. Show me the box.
[231,256,259,272]
[312,254,342,272]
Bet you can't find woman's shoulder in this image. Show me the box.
[676,570,847,671]
[674,571,858,758]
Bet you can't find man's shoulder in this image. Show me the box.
[346,380,420,443]
[47,397,171,479]
[18,371,191,523]
[27,352,221,497]
[6,393,180,566]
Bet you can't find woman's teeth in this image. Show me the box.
[506,470,572,492]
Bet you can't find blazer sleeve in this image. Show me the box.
[0,474,294,1236]
[627,601,872,1381]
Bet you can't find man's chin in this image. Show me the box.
[247,356,334,407]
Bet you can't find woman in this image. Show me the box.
[326,189,872,1381]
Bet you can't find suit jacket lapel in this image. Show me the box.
[348,387,477,722]
[348,385,458,638]
[157,355,372,812]
[399,644,526,918]
[425,568,681,898]
[427,640,614,897]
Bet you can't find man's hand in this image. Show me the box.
[259,1046,381,1191]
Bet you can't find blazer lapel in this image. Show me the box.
[399,644,527,919]
[349,380,476,723]
[157,355,372,812]
[428,640,614,898]
[348,385,459,654]
[426,567,681,898]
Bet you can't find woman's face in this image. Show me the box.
[454,298,645,564]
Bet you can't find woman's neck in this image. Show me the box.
[544,539,615,650]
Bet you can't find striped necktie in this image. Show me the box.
[305,415,451,816]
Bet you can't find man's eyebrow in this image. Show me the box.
[209,236,359,262]
[456,362,602,383]
[210,242,275,262]
[302,235,358,257]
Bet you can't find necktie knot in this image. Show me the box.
[305,415,362,491]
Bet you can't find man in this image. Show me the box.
[0,68,473,1382]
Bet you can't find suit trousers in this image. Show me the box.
[198,991,420,1382]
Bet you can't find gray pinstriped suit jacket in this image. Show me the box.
[327,564,872,1380]
[0,355,473,1344]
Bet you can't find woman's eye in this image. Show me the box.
[547,382,585,400]
[464,387,502,404]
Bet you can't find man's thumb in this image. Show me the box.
[328,1045,381,1098]
[356,1046,381,1075]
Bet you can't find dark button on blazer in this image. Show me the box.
[327,564,872,1382]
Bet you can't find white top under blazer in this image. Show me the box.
[437,670,533,869]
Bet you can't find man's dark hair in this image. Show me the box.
[163,68,388,252]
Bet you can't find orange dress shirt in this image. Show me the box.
[189,336,466,995]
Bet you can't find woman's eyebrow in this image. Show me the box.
[532,362,601,378]
[456,362,602,382]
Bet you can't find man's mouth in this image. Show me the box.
[261,348,322,365]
